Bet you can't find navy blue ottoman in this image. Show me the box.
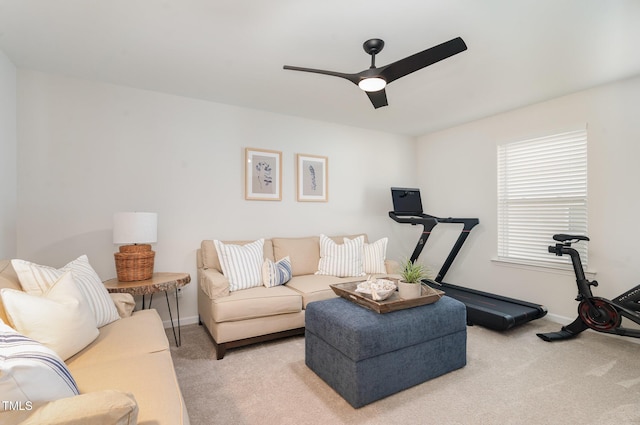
[305,296,467,408]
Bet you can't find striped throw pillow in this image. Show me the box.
[316,234,366,278]
[0,320,80,402]
[11,255,120,328]
[359,237,388,274]
[262,256,292,287]
[214,239,264,291]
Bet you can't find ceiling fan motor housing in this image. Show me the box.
[363,38,385,55]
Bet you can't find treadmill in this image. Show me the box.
[389,187,547,331]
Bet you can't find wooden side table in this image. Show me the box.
[104,272,191,347]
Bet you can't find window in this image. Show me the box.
[497,129,588,268]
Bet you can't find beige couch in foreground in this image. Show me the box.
[0,260,189,425]
[197,234,397,360]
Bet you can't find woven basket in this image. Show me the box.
[119,244,152,254]
[115,245,155,282]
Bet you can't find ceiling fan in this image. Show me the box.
[283,37,467,109]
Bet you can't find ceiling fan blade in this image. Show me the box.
[283,65,359,85]
[379,37,467,84]
[366,89,388,109]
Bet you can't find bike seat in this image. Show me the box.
[553,234,590,242]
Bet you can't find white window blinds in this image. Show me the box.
[497,129,588,267]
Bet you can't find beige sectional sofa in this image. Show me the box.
[197,234,397,359]
[0,260,189,425]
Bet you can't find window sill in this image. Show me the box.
[491,257,596,279]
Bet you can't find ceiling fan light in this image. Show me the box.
[358,77,386,92]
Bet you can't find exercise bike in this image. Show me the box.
[537,234,640,341]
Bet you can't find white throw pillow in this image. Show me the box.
[316,234,366,278]
[262,256,292,288]
[1,271,99,361]
[359,237,388,274]
[11,255,120,327]
[214,239,264,291]
[0,320,80,402]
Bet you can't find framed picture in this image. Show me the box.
[297,154,328,202]
[245,148,282,201]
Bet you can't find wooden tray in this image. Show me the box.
[330,278,444,314]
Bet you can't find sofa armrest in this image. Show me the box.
[9,390,138,425]
[109,292,136,318]
[199,268,230,299]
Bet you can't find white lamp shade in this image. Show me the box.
[113,212,158,244]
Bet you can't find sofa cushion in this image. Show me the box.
[0,321,79,403]
[212,285,302,322]
[11,255,120,327]
[201,239,274,273]
[285,274,362,308]
[272,236,320,276]
[316,234,366,278]
[70,350,186,425]
[262,256,292,287]
[214,239,264,291]
[1,271,99,360]
[66,309,169,369]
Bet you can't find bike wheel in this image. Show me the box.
[578,298,621,331]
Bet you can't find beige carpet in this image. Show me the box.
[169,318,640,425]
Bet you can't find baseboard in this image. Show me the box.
[162,314,200,329]
[543,312,573,325]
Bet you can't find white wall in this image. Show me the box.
[18,69,639,327]
[416,75,640,322]
[0,51,17,259]
[16,70,417,324]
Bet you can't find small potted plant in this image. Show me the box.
[397,258,428,299]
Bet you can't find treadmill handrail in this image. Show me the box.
[389,211,478,229]
[388,211,480,282]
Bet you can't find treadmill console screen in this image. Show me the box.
[391,187,423,216]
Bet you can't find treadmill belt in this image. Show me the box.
[438,282,547,331]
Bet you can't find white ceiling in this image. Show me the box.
[1,0,640,137]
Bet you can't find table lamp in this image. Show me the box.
[113,212,158,281]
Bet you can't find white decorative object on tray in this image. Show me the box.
[355,278,397,301]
